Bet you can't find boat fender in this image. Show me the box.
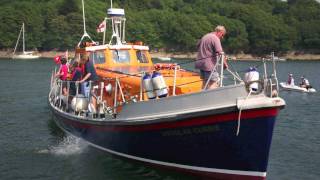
[244,67,260,92]
[105,83,112,95]
[88,103,97,113]
[151,71,168,98]
[142,73,156,99]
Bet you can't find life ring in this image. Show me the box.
[154,63,180,70]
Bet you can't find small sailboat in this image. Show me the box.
[265,52,286,61]
[12,23,39,59]
[273,56,286,61]
[157,57,171,61]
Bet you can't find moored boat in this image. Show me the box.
[48,1,285,179]
[157,57,172,61]
[12,23,40,59]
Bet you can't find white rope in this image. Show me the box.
[236,89,253,136]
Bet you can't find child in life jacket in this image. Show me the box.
[55,57,69,95]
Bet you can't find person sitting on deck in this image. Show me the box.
[287,73,295,86]
[300,76,312,89]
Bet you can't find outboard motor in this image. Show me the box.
[244,67,259,92]
[151,71,168,98]
[142,73,156,99]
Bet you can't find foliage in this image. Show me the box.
[0,0,319,54]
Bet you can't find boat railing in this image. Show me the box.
[50,75,110,118]
[262,55,279,97]
[49,52,280,119]
[198,52,281,96]
[202,54,244,90]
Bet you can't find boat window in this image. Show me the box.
[112,50,130,64]
[136,50,149,63]
[91,51,105,64]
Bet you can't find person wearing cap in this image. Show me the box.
[300,76,312,89]
[195,25,228,89]
[287,73,295,86]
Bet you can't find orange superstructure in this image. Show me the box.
[68,5,204,113]
[73,43,202,112]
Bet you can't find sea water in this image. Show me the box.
[0,58,319,180]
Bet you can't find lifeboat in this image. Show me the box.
[48,2,286,179]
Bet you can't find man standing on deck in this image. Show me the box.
[195,25,228,89]
[78,54,99,113]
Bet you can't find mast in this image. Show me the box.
[13,23,23,56]
[106,6,126,45]
[77,0,95,47]
[22,23,25,53]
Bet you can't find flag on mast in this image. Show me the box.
[65,50,69,60]
[97,19,106,33]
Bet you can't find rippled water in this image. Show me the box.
[0,58,319,179]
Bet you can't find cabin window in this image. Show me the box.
[90,51,105,64]
[112,50,130,64]
[136,50,149,63]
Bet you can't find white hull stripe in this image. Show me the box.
[86,140,266,177]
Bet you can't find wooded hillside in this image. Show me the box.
[0,0,319,55]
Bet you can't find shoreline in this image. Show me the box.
[1,50,320,60]
[150,51,320,61]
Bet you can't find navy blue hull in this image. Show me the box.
[52,108,278,179]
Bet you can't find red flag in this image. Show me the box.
[96,19,106,33]
[53,55,61,64]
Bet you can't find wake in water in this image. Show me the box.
[38,135,88,156]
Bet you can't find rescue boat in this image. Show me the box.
[48,2,285,179]
[279,82,316,93]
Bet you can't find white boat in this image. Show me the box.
[273,56,286,61]
[280,82,316,93]
[157,57,171,61]
[265,52,286,61]
[12,23,40,59]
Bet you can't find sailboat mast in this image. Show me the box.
[13,23,23,56]
[82,0,86,34]
[22,23,25,53]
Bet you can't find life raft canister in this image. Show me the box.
[142,73,156,99]
[244,67,259,91]
[151,71,168,98]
